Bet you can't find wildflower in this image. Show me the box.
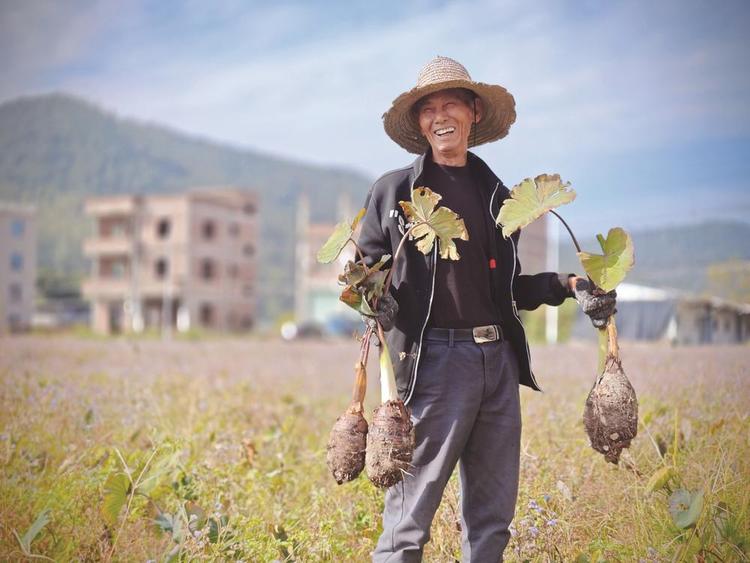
[546,518,557,527]
[543,493,551,502]
[527,499,539,511]
[529,526,539,537]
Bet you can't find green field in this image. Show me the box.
[1,335,747,561]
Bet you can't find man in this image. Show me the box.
[358,56,615,562]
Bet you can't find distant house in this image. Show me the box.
[0,202,36,332]
[572,282,750,345]
[82,189,258,334]
[294,193,357,327]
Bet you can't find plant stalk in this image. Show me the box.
[606,317,619,361]
[382,223,420,296]
[550,210,582,253]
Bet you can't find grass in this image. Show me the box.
[0,335,748,561]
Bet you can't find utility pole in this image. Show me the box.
[545,215,559,344]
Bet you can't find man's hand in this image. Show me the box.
[362,293,399,332]
[572,277,617,329]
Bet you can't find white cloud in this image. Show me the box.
[1,0,748,188]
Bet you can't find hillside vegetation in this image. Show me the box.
[0,94,372,321]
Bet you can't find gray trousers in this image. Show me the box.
[373,334,521,563]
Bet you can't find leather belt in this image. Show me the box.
[425,324,504,344]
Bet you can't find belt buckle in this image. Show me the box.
[472,325,497,344]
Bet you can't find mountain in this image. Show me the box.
[559,221,750,296]
[0,93,373,321]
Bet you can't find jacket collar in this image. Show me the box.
[411,149,503,193]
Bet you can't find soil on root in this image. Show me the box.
[326,406,368,484]
[365,400,415,488]
[583,357,638,464]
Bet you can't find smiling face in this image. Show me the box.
[415,88,482,166]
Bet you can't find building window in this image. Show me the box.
[111,221,128,237]
[9,283,22,302]
[155,258,169,279]
[157,218,171,239]
[202,220,216,240]
[111,260,127,279]
[10,252,23,271]
[199,303,214,326]
[243,243,255,257]
[201,258,216,280]
[229,223,240,237]
[243,202,256,215]
[11,219,24,237]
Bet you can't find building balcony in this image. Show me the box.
[85,196,140,216]
[83,237,134,256]
[81,277,131,299]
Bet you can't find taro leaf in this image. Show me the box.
[350,207,366,232]
[317,220,353,264]
[317,208,366,264]
[668,489,704,529]
[497,174,576,238]
[340,286,376,316]
[362,270,387,302]
[339,261,367,286]
[645,466,675,495]
[338,254,392,286]
[102,472,131,525]
[400,187,468,260]
[577,228,634,292]
[15,508,51,553]
[370,253,392,272]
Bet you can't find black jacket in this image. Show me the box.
[358,150,571,403]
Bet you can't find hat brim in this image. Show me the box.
[382,79,517,154]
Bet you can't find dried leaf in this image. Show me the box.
[400,187,468,260]
[497,174,576,238]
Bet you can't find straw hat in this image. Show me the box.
[383,56,517,154]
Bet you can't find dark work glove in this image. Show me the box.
[573,278,617,329]
[362,293,399,332]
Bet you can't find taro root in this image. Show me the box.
[583,322,638,464]
[365,325,415,488]
[366,399,414,488]
[326,361,369,484]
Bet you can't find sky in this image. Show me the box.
[1,0,749,235]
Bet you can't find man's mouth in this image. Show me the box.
[434,126,455,137]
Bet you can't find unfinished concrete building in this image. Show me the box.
[0,202,36,332]
[82,189,258,334]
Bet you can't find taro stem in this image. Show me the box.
[381,223,421,299]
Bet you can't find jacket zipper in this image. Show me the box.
[404,155,436,406]
[509,235,542,391]
[490,182,542,391]
[404,245,437,405]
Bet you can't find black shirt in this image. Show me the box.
[422,157,501,329]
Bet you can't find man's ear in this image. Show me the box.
[473,97,483,124]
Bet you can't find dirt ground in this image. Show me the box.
[1,334,746,401]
